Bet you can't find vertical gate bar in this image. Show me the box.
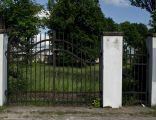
[138,54,141,101]
[84,49,87,102]
[124,41,130,101]
[35,36,37,103]
[139,53,141,103]
[128,47,131,100]
[99,36,102,103]
[145,50,148,105]
[30,38,33,102]
[72,37,74,104]
[129,47,132,96]
[126,43,129,102]
[66,59,69,103]
[13,46,15,103]
[44,32,46,102]
[140,53,143,103]
[7,41,10,104]
[26,43,28,105]
[48,33,51,103]
[145,51,149,105]
[63,32,65,102]
[142,53,144,103]
[52,31,56,103]
[66,34,69,103]
[80,40,83,104]
[77,39,80,104]
[89,43,92,102]
[133,48,136,101]
[20,46,23,103]
[21,45,24,103]
[16,45,19,103]
[39,33,42,102]
[136,50,139,103]
[27,40,30,103]
[61,32,63,103]
[57,32,60,103]
[75,39,78,104]
[93,38,96,98]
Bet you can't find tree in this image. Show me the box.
[130,0,156,13]
[121,21,148,47]
[46,0,103,63]
[120,22,148,49]
[129,0,156,31]
[48,0,55,10]
[46,0,114,64]
[104,18,119,32]
[0,0,42,65]
[0,0,42,41]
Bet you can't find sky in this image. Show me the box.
[35,0,151,26]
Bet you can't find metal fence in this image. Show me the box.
[123,41,148,105]
[7,31,102,106]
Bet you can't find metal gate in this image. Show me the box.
[123,40,148,105]
[7,31,102,105]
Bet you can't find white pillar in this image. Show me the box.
[102,32,123,108]
[0,32,8,106]
[147,34,156,106]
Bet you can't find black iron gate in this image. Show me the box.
[7,31,102,105]
[123,40,148,105]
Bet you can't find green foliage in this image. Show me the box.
[119,22,148,49]
[8,76,28,95]
[0,0,42,40]
[8,65,28,96]
[150,11,156,32]
[129,0,156,13]
[92,98,101,108]
[46,0,117,61]
[129,0,156,32]
[47,0,104,33]
[48,0,55,10]
[46,0,119,64]
[104,18,119,32]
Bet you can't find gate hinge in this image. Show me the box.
[5,90,8,97]
[5,50,7,57]
[100,50,103,57]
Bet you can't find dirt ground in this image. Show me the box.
[0,106,156,120]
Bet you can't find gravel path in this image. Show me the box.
[0,106,156,120]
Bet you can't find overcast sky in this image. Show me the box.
[36,0,150,26]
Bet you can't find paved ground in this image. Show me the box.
[0,106,156,120]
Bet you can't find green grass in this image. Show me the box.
[9,63,100,92]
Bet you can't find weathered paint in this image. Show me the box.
[102,35,123,108]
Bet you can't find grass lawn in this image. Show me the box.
[9,63,101,93]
